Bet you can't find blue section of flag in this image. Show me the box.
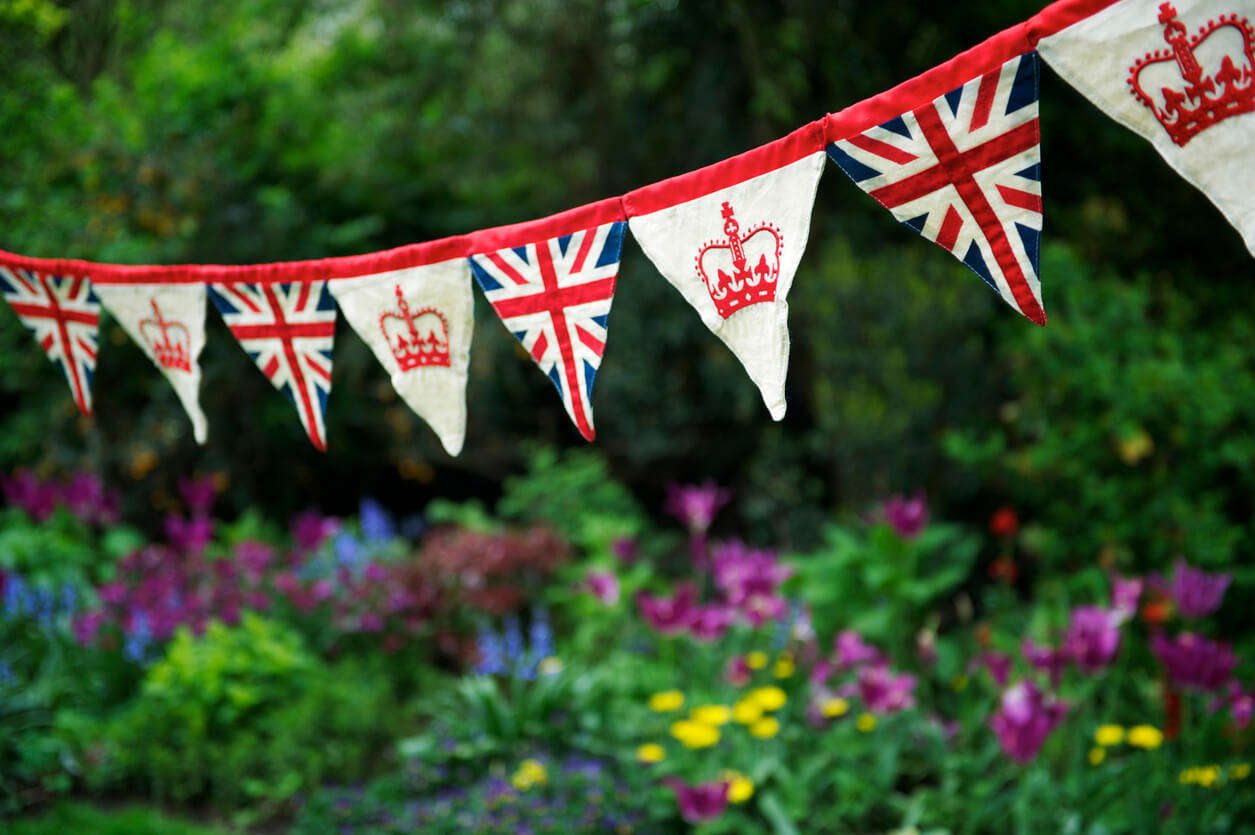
[944,85,963,117]
[595,222,626,269]
[469,259,503,292]
[962,241,997,289]
[826,143,880,183]
[878,115,912,139]
[1016,222,1041,272]
[1006,53,1038,115]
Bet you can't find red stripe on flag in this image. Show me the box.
[575,325,605,357]
[996,185,1042,213]
[38,275,89,414]
[228,321,336,341]
[935,205,964,252]
[226,284,262,314]
[846,132,918,165]
[11,270,38,294]
[263,284,325,450]
[969,69,1002,131]
[305,355,332,382]
[914,103,1044,325]
[487,252,530,286]
[76,337,97,361]
[488,276,616,321]
[295,281,311,311]
[529,330,549,363]
[569,229,597,275]
[262,355,280,378]
[6,302,99,326]
[40,333,54,352]
[534,245,594,441]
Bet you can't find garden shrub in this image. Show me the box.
[81,614,399,812]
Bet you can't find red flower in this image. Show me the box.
[989,506,1019,538]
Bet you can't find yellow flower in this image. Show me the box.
[749,686,787,711]
[691,704,732,726]
[746,651,768,670]
[1094,724,1125,747]
[951,673,969,692]
[722,770,755,803]
[1230,763,1251,780]
[636,743,665,764]
[749,717,780,738]
[539,656,563,675]
[1196,765,1221,788]
[1126,724,1164,749]
[732,698,764,725]
[1088,747,1106,766]
[773,658,796,679]
[670,720,720,749]
[820,697,850,718]
[856,713,877,733]
[511,759,548,791]
[1179,768,1196,785]
[649,690,685,712]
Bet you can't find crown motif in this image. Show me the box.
[1127,3,1255,147]
[379,284,451,371]
[139,298,191,373]
[694,202,783,320]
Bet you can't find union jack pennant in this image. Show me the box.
[208,281,337,451]
[0,266,101,415]
[827,53,1045,324]
[469,221,626,441]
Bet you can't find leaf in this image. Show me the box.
[759,791,800,835]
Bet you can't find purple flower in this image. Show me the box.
[235,541,275,579]
[1151,631,1236,692]
[665,778,728,823]
[1151,559,1231,618]
[1021,638,1070,687]
[72,610,105,646]
[688,603,736,642]
[711,540,792,626]
[2,470,59,522]
[1110,574,1143,623]
[881,492,928,539]
[990,680,1069,763]
[834,629,883,670]
[583,571,620,606]
[856,664,917,713]
[1209,680,1253,729]
[360,498,396,542]
[177,476,218,516]
[975,652,1014,686]
[164,514,213,555]
[291,510,339,552]
[725,655,753,686]
[610,537,638,564]
[1063,606,1121,673]
[62,473,120,524]
[635,584,697,635]
[664,482,730,533]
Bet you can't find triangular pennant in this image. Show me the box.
[1037,0,1255,258]
[329,259,473,456]
[626,139,826,420]
[469,220,625,441]
[827,52,1045,324]
[94,283,209,443]
[0,265,100,415]
[208,280,337,451]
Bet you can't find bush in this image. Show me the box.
[79,614,399,814]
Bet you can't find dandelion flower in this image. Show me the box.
[649,690,685,712]
[671,720,720,748]
[511,758,548,790]
[1229,763,1250,780]
[750,686,787,711]
[1094,724,1125,747]
[691,705,732,726]
[1088,747,1106,766]
[820,697,850,718]
[749,717,780,738]
[774,657,796,679]
[722,770,754,803]
[746,651,768,670]
[1126,724,1164,749]
[732,699,763,724]
[856,713,877,733]
[636,743,666,763]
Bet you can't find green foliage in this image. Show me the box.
[946,245,1255,574]
[7,801,230,835]
[81,615,399,812]
[787,520,980,652]
[0,508,139,588]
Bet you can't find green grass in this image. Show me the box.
[9,801,231,835]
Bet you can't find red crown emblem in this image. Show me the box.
[139,298,191,372]
[1128,3,1255,147]
[379,284,451,371]
[694,202,783,320]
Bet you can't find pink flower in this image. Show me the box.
[834,629,883,670]
[98,582,127,605]
[856,664,917,713]
[710,540,792,626]
[1152,631,1236,692]
[177,475,218,516]
[665,778,728,823]
[2,470,59,522]
[290,510,339,552]
[809,658,835,687]
[611,537,638,564]
[72,610,105,646]
[363,562,389,583]
[881,492,928,539]
[235,541,275,579]
[990,680,1068,763]
[635,583,698,635]
[1110,574,1143,622]
[164,514,213,555]
[359,612,386,633]
[1021,638,1070,687]
[664,482,730,533]
[1150,559,1231,619]
[584,571,620,606]
[975,652,1013,687]
[688,604,736,642]
[1063,606,1121,673]
[725,656,752,687]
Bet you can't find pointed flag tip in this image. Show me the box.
[1025,307,1047,327]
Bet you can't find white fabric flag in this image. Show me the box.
[626,132,826,420]
[1037,0,1255,256]
[94,282,209,443]
[329,258,473,456]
